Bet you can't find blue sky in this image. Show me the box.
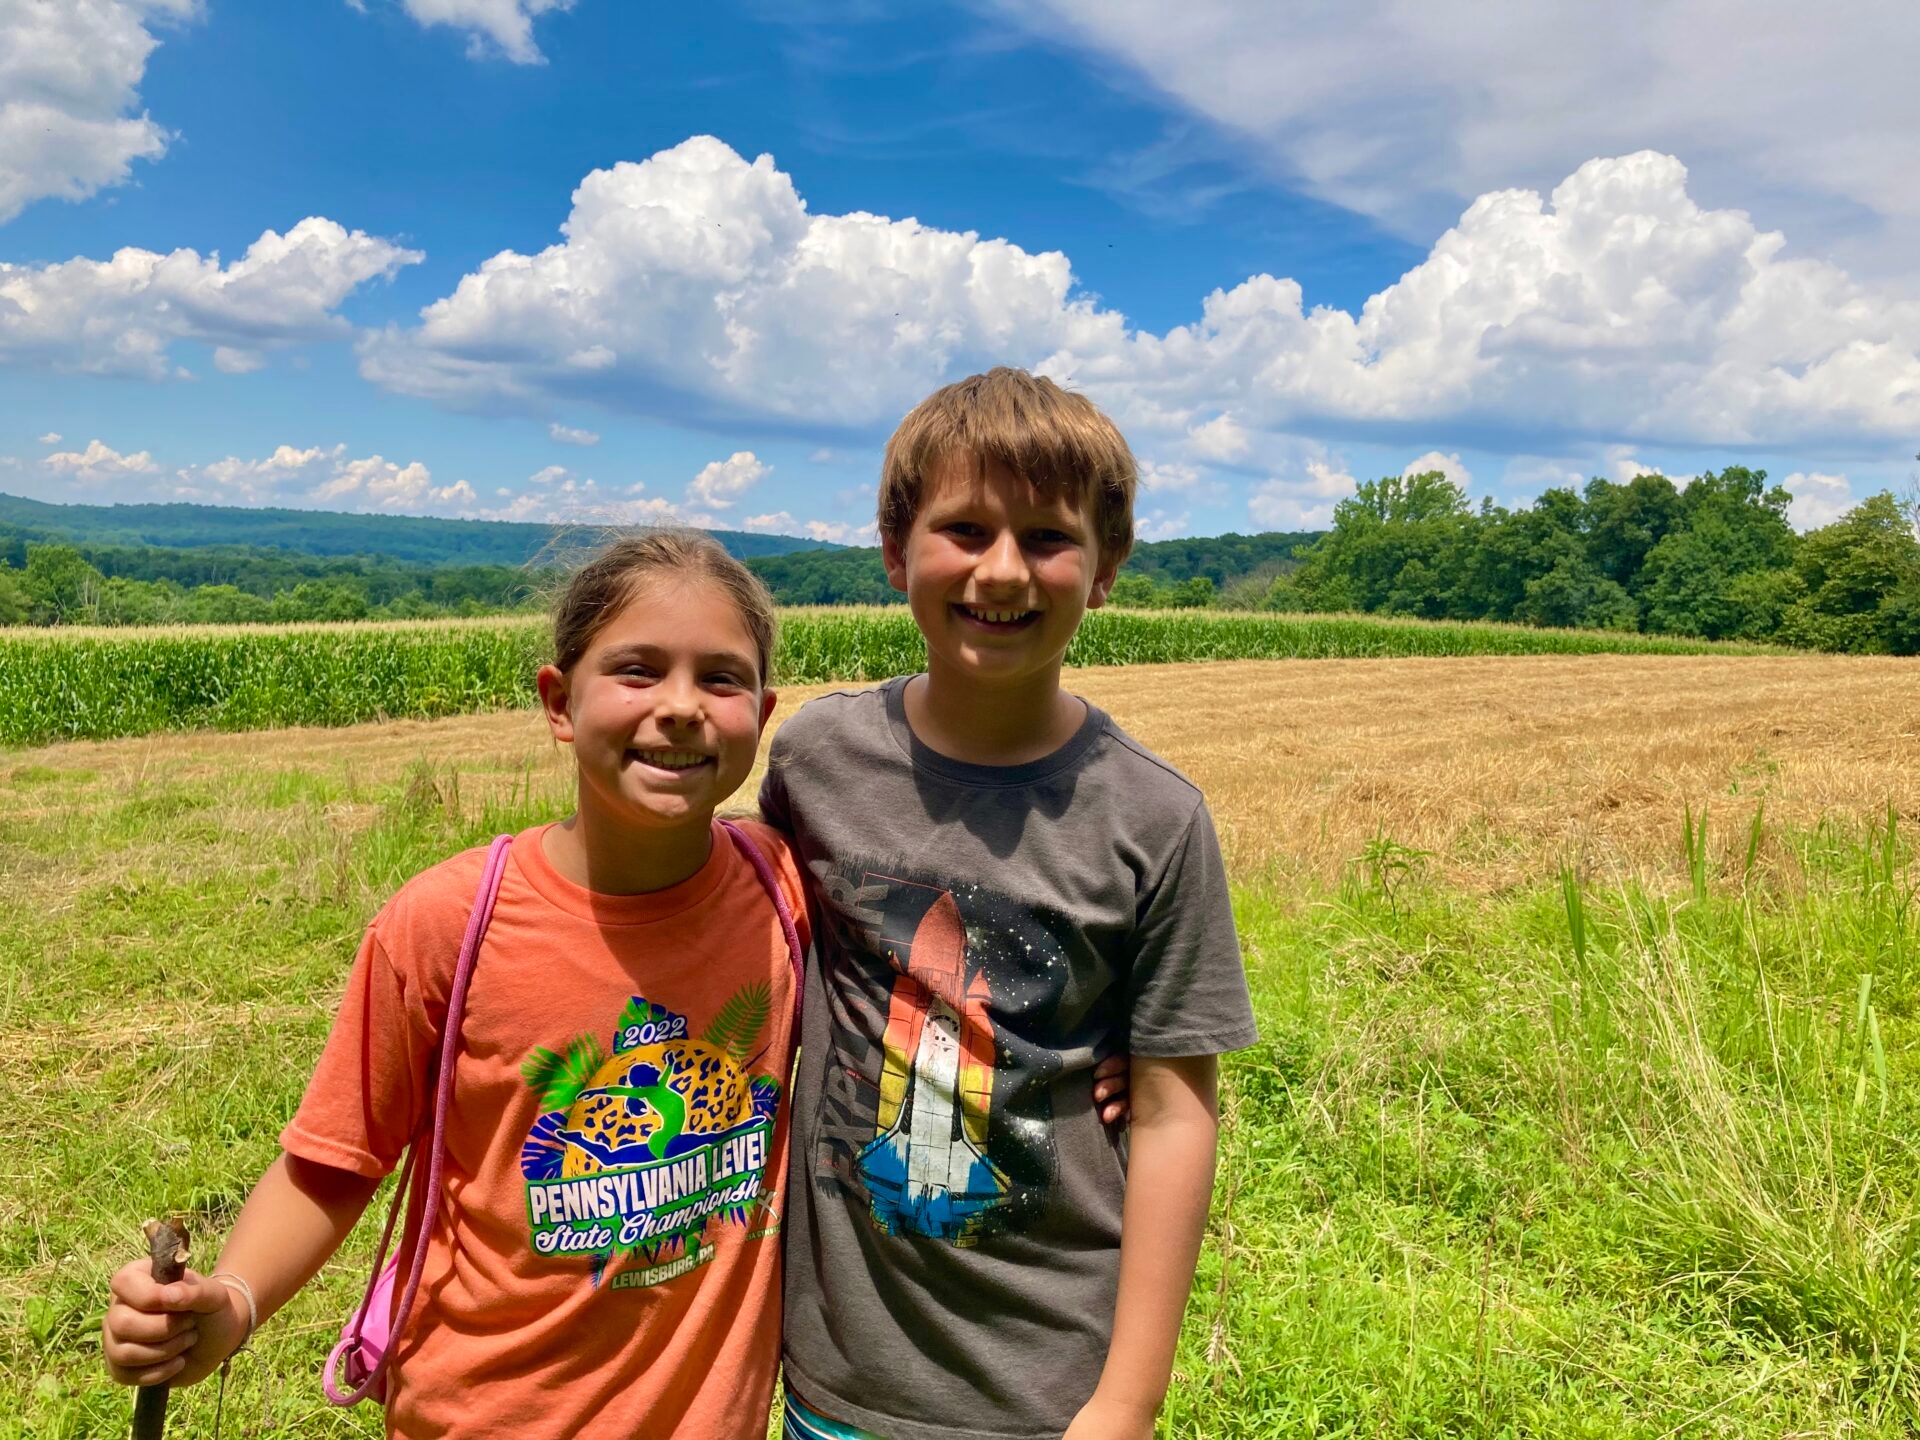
[3,0,1916,542]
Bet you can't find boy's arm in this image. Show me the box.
[1065,1053,1219,1440]
[104,1152,379,1389]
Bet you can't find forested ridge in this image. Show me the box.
[0,493,827,566]
[0,514,1316,626]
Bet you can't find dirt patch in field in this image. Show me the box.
[12,654,1916,887]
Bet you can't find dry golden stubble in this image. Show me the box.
[6,653,1915,897]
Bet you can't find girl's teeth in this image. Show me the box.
[968,607,1030,623]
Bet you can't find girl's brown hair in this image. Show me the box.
[552,529,778,683]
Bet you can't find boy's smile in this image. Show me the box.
[884,452,1118,705]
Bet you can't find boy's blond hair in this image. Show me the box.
[878,368,1137,564]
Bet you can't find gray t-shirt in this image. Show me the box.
[760,678,1256,1440]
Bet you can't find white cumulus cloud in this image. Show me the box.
[169,443,465,513]
[366,0,575,65]
[0,218,423,378]
[0,0,197,224]
[743,511,873,545]
[1782,471,1855,530]
[1248,458,1355,530]
[44,438,158,483]
[548,421,599,446]
[37,431,60,445]
[686,451,770,511]
[1403,451,1472,489]
[359,135,1120,427]
[361,139,1920,469]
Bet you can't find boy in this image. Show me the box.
[761,368,1256,1440]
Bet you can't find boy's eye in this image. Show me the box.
[704,671,746,689]
[1027,529,1073,547]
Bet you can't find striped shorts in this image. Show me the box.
[782,1384,890,1440]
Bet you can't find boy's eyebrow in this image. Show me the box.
[921,491,1093,534]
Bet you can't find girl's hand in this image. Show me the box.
[1094,1052,1131,1127]
[1062,1391,1157,1440]
[102,1259,247,1390]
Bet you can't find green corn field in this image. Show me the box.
[0,608,1773,748]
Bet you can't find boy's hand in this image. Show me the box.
[1062,1391,1157,1440]
[102,1259,247,1390]
[1093,1052,1131,1127]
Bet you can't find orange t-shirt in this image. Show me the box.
[283,820,805,1440]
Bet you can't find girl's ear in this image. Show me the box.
[536,664,575,744]
[757,688,779,730]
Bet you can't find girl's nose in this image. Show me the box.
[652,673,703,723]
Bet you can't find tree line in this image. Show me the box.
[1262,467,1920,654]
[0,527,1316,627]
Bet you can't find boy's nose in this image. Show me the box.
[975,530,1030,587]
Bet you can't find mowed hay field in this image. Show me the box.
[4,653,1917,1436]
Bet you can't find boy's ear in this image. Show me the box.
[1085,547,1124,612]
[880,529,910,594]
[536,664,575,744]
[757,688,778,730]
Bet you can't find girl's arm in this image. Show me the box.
[102,1152,380,1389]
[1064,1053,1219,1440]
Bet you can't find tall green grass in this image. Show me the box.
[1168,806,1919,1436]
[0,609,1774,749]
[3,757,1910,1436]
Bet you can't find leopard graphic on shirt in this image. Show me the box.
[518,988,781,1287]
[810,860,1069,1247]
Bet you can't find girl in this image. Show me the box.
[102,531,808,1438]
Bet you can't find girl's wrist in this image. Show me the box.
[210,1272,257,1358]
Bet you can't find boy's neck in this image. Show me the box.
[904,663,1087,767]
[542,800,714,895]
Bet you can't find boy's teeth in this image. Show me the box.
[967,606,1031,623]
[637,749,707,769]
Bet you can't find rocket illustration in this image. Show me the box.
[855,878,1010,1243]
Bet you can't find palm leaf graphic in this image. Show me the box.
[520,1032,607,1112]
[701,981,771,1064]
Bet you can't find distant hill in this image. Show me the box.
[0,493,833,566]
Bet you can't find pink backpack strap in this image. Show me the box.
[323,833,512,1406]
[719,819,805,1028]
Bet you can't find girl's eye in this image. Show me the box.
[704,672,746,690]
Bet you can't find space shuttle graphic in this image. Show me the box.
[854,877,1010,1244]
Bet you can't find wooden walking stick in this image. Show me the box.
[132,1218,190,1440]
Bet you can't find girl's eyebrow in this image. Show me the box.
[599,641,757,671]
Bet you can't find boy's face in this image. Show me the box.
[882,451,1120,694]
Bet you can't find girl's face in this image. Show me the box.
[537,576,776,838]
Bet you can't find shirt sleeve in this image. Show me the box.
[1124,799,1258,1057]
[756,727,796,837]
[280,921,437,1178]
